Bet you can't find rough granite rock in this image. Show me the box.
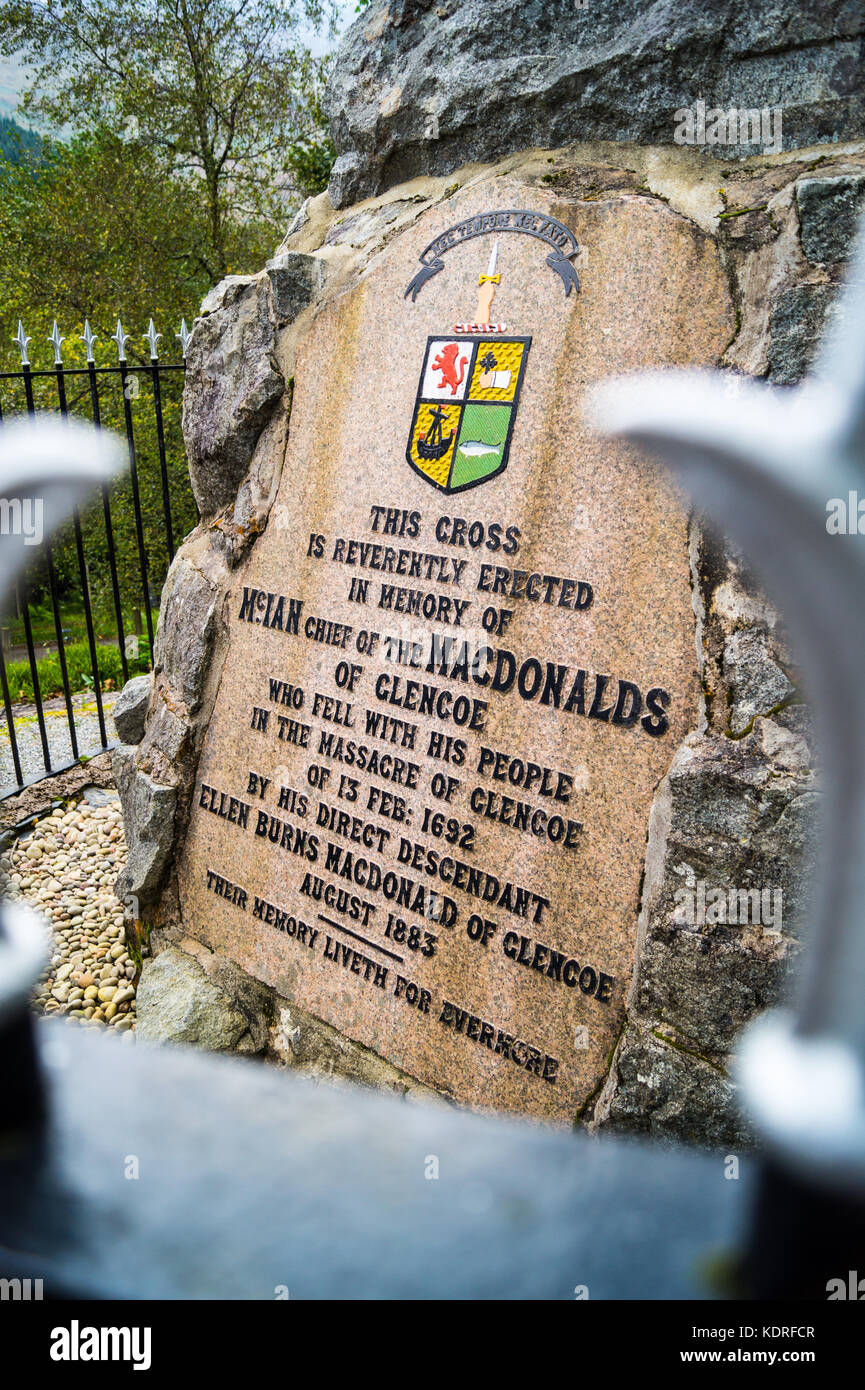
[207,409,290,570]
[112,673,153,745]
[182,274,284,515]
[111,746,178,905]
[617,725,814,1066]
[266,251,326,324]
[604,1025,753,1149]
[132,682,192,792]
[325,0,865,206]
[796,174,865,264]
[153,549,223,715]
[722,627,795,735]
[767,284,836,385]
[267,998,451,1102]
[593,714,816,1147]
[136,946,253,1051]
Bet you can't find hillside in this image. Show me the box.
[0,114,40,163]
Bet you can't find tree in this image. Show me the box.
[0,128,214,334]
[0,0,336,281]
[0,131,206,642]
[0,0,338,664]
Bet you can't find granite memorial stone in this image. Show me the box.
[173,183,732,1120]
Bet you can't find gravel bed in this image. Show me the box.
[0,690,120,794]
[2,786,136,1038]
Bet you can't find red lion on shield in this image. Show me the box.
[432,343,468,395]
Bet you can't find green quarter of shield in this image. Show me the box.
[451,402,513,488]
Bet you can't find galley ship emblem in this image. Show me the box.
[406,241,531,493]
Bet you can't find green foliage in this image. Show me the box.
[0,0,340,692]
[286,133,336,197]
[284,61,336,198]
[0,129,214,336]
[5,637,150,704]
[0,0,337,278]
[1,595,144,649]
[0,127,222,623]
[5,652,59,703]
[0,317,197,639]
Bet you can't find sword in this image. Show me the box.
[479,239,501,286]
[476,240,500,323]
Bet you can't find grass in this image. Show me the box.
[1,598,149,649]
[4,638,151,704]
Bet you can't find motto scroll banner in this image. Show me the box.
[404,209,581,302]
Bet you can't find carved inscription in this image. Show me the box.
[176,191,728,1119]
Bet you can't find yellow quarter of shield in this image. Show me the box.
[468,340,525,403]
[409,402,461,487]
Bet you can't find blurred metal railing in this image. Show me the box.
[0,317,196,793]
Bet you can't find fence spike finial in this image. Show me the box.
[145,318,162,360]
[176,318,192,359]
[112,318,130,362]
[49,320,65,367]
[13,320,31,367]
[80,320,98,364]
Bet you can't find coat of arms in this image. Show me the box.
[406,241,531,493]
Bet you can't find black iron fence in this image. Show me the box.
[0,317,197,795]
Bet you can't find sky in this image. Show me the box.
[309,0,359,56]
[0,1,359,123]
[0,57,25,119]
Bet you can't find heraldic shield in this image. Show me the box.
[406,335,531,493]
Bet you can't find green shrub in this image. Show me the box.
[4,639,135,704]
[5,657,37,702]
[64,641,124,692]
[129,637,152,675]
[36,656,63,695]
